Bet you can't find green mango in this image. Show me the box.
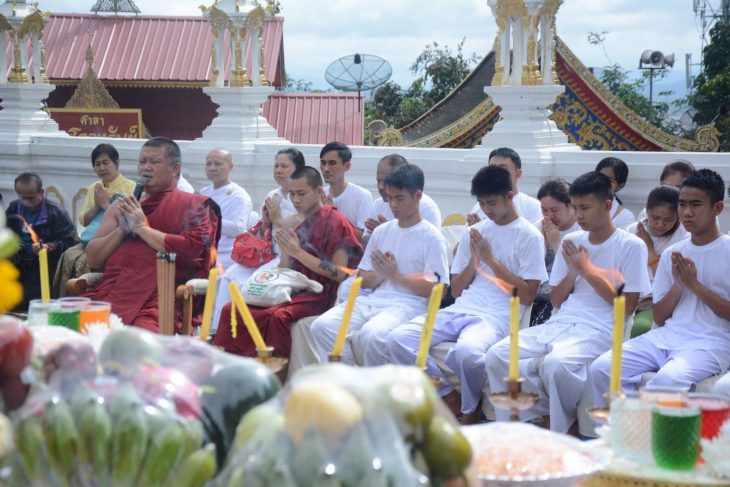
[166,444,217,487]
[109,403,148,487]
[422,416,472,481]
[200,359,280,465]
[77,397,112,486]
[291,428,331,487]
[42,398,78,487]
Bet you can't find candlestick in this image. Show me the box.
[228,282,266,350]
[199,267,218,341]
[416,283,445,369]
[508,287,520,381]
[39,246,50,303]
[610,284,626,395]
[331,276,362,358]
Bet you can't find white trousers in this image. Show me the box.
[590,333,724,407]
[388,310,504,414]
[485,322,610,433]
[210,257,280,333]
[310,298,421,366]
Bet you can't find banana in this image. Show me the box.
[166,444,217,487]
[136,421,185,487]
[77,397,112,487]
[180,419,205,459]
[109,404,148,487]
[42,398,78,487]
[15,415,49,486]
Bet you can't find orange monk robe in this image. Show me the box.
[86,189,221,333]
[214,205,362,357]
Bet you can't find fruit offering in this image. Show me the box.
[212,364,472,487]
[5,378,214,487]
[0,316,33,413]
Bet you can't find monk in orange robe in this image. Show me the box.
[86,137,220,333]
[214,166,362,357]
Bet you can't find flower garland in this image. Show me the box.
[0,211,21,314]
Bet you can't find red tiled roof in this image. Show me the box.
[263,92,364,146]
[33,13,284,85]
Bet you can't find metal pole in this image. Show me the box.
[648,68,654,123]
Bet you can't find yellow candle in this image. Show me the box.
[508,288,520,381]
[332,276,362,357]
[228,282,267,350]
[39,246,50,303]
[230,297,237,339]
[610,288,626,395]
[199,268,218,341]
[416,283,445,369]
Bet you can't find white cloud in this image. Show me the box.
[38,0,705,95]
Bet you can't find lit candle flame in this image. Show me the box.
[581,260,624,294]
[337,265,358,276]
[473,258,514,295]
[18,216,40,244]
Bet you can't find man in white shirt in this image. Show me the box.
[320,141,372,239]
[199,148,253,270]
[388,165,547,424]
[177,173,195,193]
[591,169,730,400]
[466,147,542,227]
[485,171,651,433]
[364,154,442,239]
[310,164,450,366]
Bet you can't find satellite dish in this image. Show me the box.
[325,53,392,111]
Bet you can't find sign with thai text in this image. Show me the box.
[48,108,144,138]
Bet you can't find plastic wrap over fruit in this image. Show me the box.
[212,364,472,487]
[0,327,281,486]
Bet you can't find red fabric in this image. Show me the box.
[86,189,219,333]
[214,206,362,357]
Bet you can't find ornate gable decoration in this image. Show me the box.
[90,0,141,14]
[65,45,119,109]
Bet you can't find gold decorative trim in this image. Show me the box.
[71,188,87,227]
[51,79,210,89]
[44,186,66,210]
[65,45,120,109]
[405,96,498,148]
[555,37,720,152]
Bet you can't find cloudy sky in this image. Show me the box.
[39,0,709,99]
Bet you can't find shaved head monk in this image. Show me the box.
[85,137,221,333]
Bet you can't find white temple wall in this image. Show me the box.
[1,135,729,231]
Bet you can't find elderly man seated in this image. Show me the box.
[85,137,220,333]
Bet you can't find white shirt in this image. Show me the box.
[200,182,253,263]
[177,175,195,193]
[649,235,730,370]
[365,192,442,235]
[610,197,636,229]
[549,228,651,332]
[626,220,689,282]
[450,217,548,329]
[358,219,450,307]
[537,220,581,298]
[470,191,543,226]
[325,182,373,230]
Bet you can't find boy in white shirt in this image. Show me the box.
[364,154,442,240]
[388,165,547,424]
[199,148,253,270]
[591,169,730,400]
[320,141,372,239]
[466,147,542,227]
[310,164,450,366]
[485,171,651,433]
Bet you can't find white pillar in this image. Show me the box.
[0,32,7,82]
[30,31,40,82]
[0,83,66,145]
[249,31,260,87]
[215,30,225,88]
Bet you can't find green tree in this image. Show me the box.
[588,32,682,136]
[365,39,479,135]
[688,20,730,151]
